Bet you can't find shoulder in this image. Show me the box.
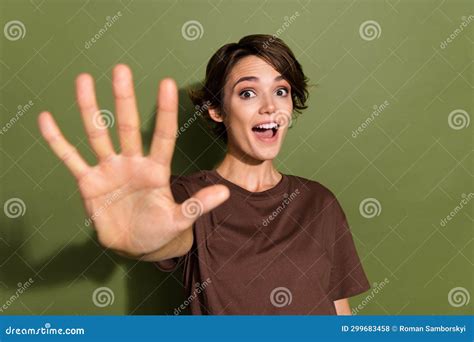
[169,171,209,203]
[171,170,207,184]
[170,170,212,193]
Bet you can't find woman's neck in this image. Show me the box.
[214,152,282,193]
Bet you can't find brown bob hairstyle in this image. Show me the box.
[188,34,309,144]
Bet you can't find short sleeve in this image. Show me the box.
[169,174,190,204]
[154,257,183,272]
[327,194,371,301]
[154,175,191,272]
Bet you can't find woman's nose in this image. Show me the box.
[259,94,276,114]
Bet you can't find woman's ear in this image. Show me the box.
[208,107,224,123]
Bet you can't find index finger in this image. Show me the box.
[149,78,178,167]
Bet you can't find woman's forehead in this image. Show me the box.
[227,56,281,83]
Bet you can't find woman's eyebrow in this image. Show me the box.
[232,75,284,90]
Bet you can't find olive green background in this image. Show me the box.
[0,0,472,315]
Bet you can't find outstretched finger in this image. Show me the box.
[174,184,230,230]
[76,73,115,161]
[112,64,143,156]
[38,111,90,180]
[149,78,178,166]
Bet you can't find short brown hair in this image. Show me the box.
[188,34,309,144]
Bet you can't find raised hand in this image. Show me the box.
[37,64,229,257]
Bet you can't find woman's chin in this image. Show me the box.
[249,147,281,161]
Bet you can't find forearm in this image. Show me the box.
[114,227,193,262]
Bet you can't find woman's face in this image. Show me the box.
[212,55,293,162]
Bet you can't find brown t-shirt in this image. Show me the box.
[155,170,370,315]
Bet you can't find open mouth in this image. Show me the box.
[251,122,279,139]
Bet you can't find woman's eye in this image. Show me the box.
[276,87,289,96]
[239,90,256,99]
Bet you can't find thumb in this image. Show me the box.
[175,184,230,228]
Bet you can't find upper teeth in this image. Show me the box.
[255,122,278,129]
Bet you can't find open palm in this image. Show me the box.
[37,64,229,257]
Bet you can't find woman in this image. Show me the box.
[37,34,370,315]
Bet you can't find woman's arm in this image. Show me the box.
[334,298,352,315]
[114,226,193,261]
